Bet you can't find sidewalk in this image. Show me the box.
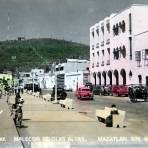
[0,96,23,148]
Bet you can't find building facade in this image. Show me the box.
[90,4,148,86]
[54,59,90,89]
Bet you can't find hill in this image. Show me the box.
[0,38,89,71]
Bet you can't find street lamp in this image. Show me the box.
[52,62,58,104]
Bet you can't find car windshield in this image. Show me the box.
[81,89,90,91]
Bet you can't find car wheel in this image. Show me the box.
[129,90,136,103]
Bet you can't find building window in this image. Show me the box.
[106,23,110,33]
[101,61,104,66]
[107,48,110,55]
[92,53,95,57]
[97,51,99,56]
[142,49,148,60]
[138,75,142,84]
[120,45,126,58]
[96,43,99,48]
[121,20,126,33]
[115,23,119,35]
[92,28,94,38]
[96,28,99,36]
[107,60,110,65]
[92,45,94,50]
[107,48,110,65]
[142,49,148,66]
[113,25,116,36]
[96,62,99,67]
[101,41,104,47]
[101,24,104,35]
[102,50,104,56]
[129,13,132,34]
[113,48,119,59]
[129,37,132,60]
[106,39,110,45]
[60,67,64,71]
[113,20,126,36]
[135,51,141,61]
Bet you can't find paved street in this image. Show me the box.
[6,92,148,147]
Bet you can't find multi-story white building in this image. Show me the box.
[54,59,90,89]
[90,4,148,86]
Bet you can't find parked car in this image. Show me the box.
[50,87,67,101]
[100,85,112,96]
[24,83,41,92]
[92,85,102,95]
[75,86,93,100]
[112,85,128,96]
[128,85,148,102]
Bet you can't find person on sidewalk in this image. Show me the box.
[11,104,17,124]
[105,104,119,127]
[15,92,21,105]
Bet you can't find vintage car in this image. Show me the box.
[24,83,41,92]
[128,85,148,102]
[75,86,93,100]
[50,87,67,101]
[91,85,112,96]
[101,85,112,96]
[92,85,102,95]
[112,85,128,96]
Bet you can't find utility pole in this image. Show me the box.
[53,62,58,104]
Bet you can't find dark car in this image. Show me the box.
[24,83,41,92]
[92,85,102,95]
[100,85,112,96]
[128,85,148,102]
[50,87,67,101]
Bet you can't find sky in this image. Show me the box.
[0,0,148,45]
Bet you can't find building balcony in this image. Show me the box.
[96,62,99,67]
[101,41,104,47]
[92,45,94,50]
[96,43,99,48]
[101,61,104,66]
[106,60,110,65]
[106,38,110,45]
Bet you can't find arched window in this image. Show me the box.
[138,75,142,84]
[122,20,126,32]
[122,45,126,58]
[115,23,119,35]
[113,25,116,35]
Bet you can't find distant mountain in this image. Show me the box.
[0,38,89,71]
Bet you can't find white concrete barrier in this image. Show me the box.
[96,107,126,128]
[59,98,73,109]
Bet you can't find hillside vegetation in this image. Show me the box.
[0,38,89,71]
